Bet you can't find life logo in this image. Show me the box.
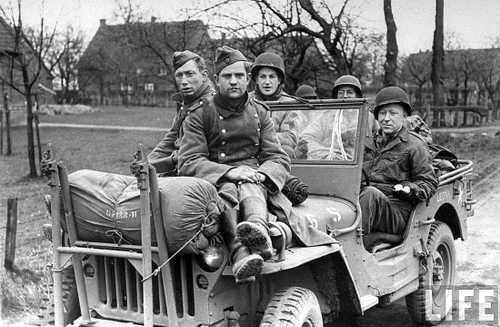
[424,285,498,324]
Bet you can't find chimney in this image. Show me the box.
[99,19,106,27]
[151,16,157,23]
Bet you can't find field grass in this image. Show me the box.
[39,105,176,128]
[2,106,500,323]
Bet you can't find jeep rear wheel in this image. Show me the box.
[406,221,455,325]
[260,286,323,327]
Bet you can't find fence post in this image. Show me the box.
[4,198,18,270]
[4,93,11,155]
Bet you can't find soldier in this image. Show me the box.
[177,46,291,282]
[300,75,364,160]
[249,52,302,158]
[361,86,438,248]
[148,50,214,175]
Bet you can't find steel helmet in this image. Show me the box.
[250,52,285,82]
[373,86,412,119]
[332,75,362,98]
[295,84,317,99]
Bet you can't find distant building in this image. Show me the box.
[0,16,53,105]
[77,18,213,106]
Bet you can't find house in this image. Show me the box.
[77,18,213,106]
[0,16,53,106]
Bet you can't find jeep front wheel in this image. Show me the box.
[260,286,323,327]
[406,221,456,325]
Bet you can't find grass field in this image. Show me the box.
[38,105,177,128]
[1,106,500,322]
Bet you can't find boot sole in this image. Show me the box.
[233,254,263,282]
[237,222,272,259]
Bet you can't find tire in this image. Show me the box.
[406,221,456,325]
[39,266,81,325]
[260,286,323,327]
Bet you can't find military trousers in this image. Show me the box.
[359,186,412,235]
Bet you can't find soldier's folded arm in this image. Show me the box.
[257,109,291,194]
[177,109,234,185]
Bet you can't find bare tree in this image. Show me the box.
[47,26,84,103]
[0,1,56,176]
[431,0,445,105]
[401,52,432,107]
[383,0,398,86]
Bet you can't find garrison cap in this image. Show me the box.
[214,46,247,74]
[172,50,200,71]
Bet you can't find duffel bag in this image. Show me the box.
[68,169,225,254]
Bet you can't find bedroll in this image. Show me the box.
[67,170,224,254]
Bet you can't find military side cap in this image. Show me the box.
[214,46,247,74]
[172,50,200,71]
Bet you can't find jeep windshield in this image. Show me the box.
[267,99,365,164]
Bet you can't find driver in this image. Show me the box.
[361,86,438,248]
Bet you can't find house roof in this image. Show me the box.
[78,19,210,75]
[0,15,53,79]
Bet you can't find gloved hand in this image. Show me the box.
[392,182,419,201]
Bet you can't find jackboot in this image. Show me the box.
[220,208,262,283]
[237,194,273,260]
[230,239,263,283]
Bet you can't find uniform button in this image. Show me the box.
[254,143,259,146]
[254,114,258,118]
[219,115,224,120]
[257,128,260,132]
[221,129,227,133]
[222,141,226,145]
[220,153,226,158]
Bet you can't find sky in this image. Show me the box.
[12,0,500,55]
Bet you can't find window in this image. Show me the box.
[144,83,155,92]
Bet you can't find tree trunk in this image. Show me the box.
[22,65,37,176]
[383,0,398,86]
[431,0,445,106]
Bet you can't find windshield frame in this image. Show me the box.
[265,98,368,166]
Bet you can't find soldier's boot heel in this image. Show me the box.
[236,221,273,260]
[231,243,263,283]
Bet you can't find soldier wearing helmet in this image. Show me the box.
[361,86,438,249]
[249,52,302,158]
[300,75,364,160]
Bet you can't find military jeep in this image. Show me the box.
[42,98,474,327]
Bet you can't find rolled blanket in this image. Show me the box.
[282,175,309,206]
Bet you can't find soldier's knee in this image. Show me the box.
[360,186,386,201]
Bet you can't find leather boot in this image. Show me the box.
[230,239,263,283]
[237,195,273,260]
[220,208,262,283]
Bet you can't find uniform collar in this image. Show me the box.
[370,126,409,153]
[173,80,214,108]
[214,92,249,118]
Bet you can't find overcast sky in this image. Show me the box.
[14,0,500,55]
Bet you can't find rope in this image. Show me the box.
[142,229,203,282]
